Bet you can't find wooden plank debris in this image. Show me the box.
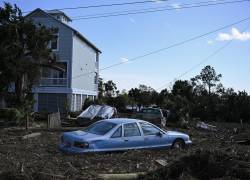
[155,159,168,167]
[48,112,61,128]
[196,121,217,131]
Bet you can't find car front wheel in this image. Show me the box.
[171,139,185,149]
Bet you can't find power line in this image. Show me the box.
[72,16,250,79]
[71,0,229,19]
[156,25,250,91]
[156,41,233,91]
[72,0,250,20]
[23,0,171,14]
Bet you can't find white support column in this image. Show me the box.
[74,94,77,112]
[80,94,83,109]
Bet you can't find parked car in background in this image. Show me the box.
[133,108,168,127]
[59,118,191,153]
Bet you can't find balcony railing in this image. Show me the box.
[39,78,68,87]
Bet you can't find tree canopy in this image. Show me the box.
[0,3,56,108]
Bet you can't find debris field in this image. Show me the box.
[0,122,250,180]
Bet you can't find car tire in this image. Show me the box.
[171,139,185,149]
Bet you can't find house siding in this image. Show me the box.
[26,9,100,112]
[71,34,98,94]
[28,12,73,88]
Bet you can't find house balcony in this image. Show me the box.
[39,77,68,87]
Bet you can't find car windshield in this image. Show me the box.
[84,121,117,135]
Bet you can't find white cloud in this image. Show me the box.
[207,40,214,44]
[120,57,130,63]
[216,28,250,41]
[153,0,165,3]
[171,3,181,10]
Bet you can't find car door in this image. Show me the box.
[122,123,144,149]
[98,125,125,150]
[139,122,169,148]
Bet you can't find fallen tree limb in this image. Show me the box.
[66,162,78,172]
[98,172,145,180]
[22,132,41,140]
[36,172,65,179]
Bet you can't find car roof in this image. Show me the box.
[142,107,161,110]
[102,118,146,125]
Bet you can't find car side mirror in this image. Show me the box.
[156,131,162,137]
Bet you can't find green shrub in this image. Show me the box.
[0,108,25,125]
[69,111,81,118]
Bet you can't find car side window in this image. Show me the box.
[140,122,160,136]
[111,126,122,138]
[124,123,141,137]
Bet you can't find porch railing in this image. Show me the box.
[39,78,68,87]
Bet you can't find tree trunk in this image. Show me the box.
[25,113,29,131]
[15,74,26,105]
[15,77,23,104]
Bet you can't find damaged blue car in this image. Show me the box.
[59,118,192,153]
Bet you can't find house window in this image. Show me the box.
[51,34,59,50]
[40,62,67,86]
[41,62,67,78]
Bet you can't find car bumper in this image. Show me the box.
[185,140,192,147]
[59,144,93,154]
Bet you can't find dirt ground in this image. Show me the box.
[0,122,249,180]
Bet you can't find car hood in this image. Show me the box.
[63,130,102,142]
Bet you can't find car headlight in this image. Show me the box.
[74,141,89,148]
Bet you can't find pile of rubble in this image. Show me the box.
[140,150,250,180]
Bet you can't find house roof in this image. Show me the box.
[25,8,101,53]
[46,9,72,22]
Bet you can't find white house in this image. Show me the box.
[26,9,101,112]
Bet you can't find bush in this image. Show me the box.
[69,111,82,118]
[0,108,25,125]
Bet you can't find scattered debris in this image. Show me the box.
[228,130,250,145]
[139,150,250,180]
[22,132,41,140]
[66,162,78,172]
[196,121,217,131]
[77,105,117,126]
[47,112,61,128]
[0,122,250,179]
[98,172,145,180]
[155,159,168,167]
[35,172,65,179]
[78,105,117,120]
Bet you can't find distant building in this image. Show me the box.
[26,9,101,112]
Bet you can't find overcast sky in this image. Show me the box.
[2,0,250,92]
